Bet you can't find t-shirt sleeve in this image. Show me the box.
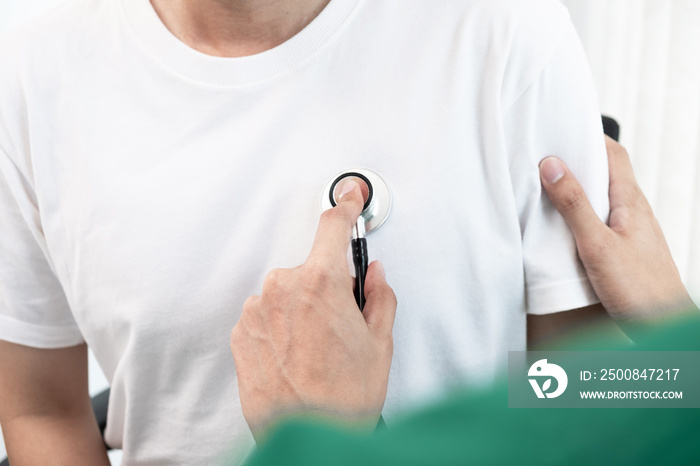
[0,146,84,348]
[503,9,610,315]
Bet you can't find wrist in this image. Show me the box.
[613,289,699,340]
[249,405,381,445]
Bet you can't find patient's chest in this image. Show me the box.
[38,71,526,409]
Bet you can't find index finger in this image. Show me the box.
[605,136,642,210]
[605,135,637,187]
[308,180,364,267]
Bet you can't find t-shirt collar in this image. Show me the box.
[119,0,360,87]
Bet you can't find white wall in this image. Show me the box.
[561,0,700,305]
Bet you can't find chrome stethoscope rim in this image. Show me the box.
[321,168,392,233]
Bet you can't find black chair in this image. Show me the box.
[602,115,620,142]
[92,388,112,450]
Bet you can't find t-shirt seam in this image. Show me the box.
[527,276,591,292]
[0,312,80,332]
[501,9,571,119]
[527,277,599,315]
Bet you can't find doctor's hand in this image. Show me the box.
[231,180,396,443]
[540,136,698,326]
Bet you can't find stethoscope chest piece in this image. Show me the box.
[321,168,392,233]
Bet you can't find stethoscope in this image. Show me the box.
[321,168,392,311]
[322,168,391,428]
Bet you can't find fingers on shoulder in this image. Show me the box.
[540,160,608,246]
[576,227,618,268]
[550,171,603,234]
[605,136,636,185]
[555,174,594,216]
[605,136,655,219]
[605,135,630,163]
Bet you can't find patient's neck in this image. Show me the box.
[150,0,331,57]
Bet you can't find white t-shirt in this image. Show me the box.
[0,0,608,463]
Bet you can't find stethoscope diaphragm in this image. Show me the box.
[321,168,392,234]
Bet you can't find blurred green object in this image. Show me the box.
[240,316,700,465]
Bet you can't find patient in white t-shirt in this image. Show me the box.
[0,0,614,464]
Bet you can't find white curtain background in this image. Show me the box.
[0,0,698,461]
[562,0,700,304]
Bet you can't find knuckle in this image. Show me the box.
[619,184,643,204]
[263,268,286,291]
[560,187,588,213]
[389,286,398,305]
[382,286,398,308]
[320,205,353,226]
[368,283,398,310]
[376,333,394,360]
[610,207,632,235]
[622,185,638,201]
[242,295,257,308]
[641,200,655,218]
[385,335,394,356]
[608,139,636,174]
[616,143,631,161]
[240,295,266,331]
[300,265,330,293]
[230,324,243,351]
[579,230,615,266]
[631,186,652,211]
[230,323,240,340]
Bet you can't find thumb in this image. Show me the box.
[362,261,397,341]
[539,156,607,244]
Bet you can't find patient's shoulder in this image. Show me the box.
[464,0,570,27]
[462,0,577,109]
[465,0,572,59]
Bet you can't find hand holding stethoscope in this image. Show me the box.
[321,168,392,311]
[232,177,396,441]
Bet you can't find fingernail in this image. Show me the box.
[540,157,565,184]
[376,261,385,278]
[337,180,358,202]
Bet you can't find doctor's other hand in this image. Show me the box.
[230,180,397,443]
[540,136,698,326]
